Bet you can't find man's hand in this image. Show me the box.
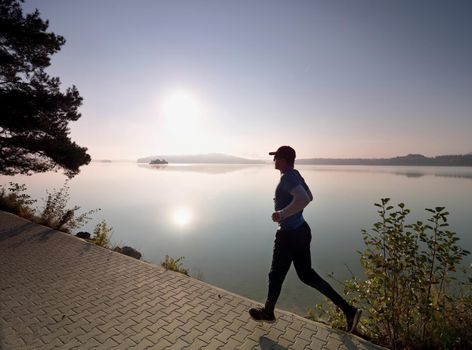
[273,185,311,223]
[272,211,283,222]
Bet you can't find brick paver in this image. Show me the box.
[0,211,384,349]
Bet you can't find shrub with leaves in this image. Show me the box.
[91,220,112,247]
[37,180,99,232]
[0,182,37,218]
[308,199,471,350]
[160,255,189,275]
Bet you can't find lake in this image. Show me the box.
[2,163,472,316]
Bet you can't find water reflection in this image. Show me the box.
[172,207,193,227]
[139,163,472,179]
[138,163,264,174]
[297,165,472,180]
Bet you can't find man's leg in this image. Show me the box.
[265,230,293,313]
[292,223,355,316]
[249,229,292,322]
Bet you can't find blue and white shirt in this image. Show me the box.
[274,169,311,230]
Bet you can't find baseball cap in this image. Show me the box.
[269,146,296,162]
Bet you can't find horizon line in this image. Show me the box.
[92,152,472,162]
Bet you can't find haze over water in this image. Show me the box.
[2,162,471,315]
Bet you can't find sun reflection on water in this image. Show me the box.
[172,207,193,227]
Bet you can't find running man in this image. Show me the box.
[249,145,361,332]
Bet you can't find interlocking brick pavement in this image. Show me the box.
[0,211,385,349]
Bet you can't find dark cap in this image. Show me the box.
[269,146,296,162]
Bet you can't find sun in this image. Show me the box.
[160,90,201,132]
[156,89,214,153]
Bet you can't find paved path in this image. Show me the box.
[0,211,383,350]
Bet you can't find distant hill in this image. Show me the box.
[297,154,472,166]
[137,153,472,166]
[137,153,265,164]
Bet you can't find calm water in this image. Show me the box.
[2,163,472,315]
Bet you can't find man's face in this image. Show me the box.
[274,156,287,170]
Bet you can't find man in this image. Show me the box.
[249,145,362,333]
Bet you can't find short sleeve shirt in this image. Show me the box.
[274,169,310,230]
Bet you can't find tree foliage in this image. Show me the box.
[0,0,90,178]
[309,199,472,349]
[37,180,99,233]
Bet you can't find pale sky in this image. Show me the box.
[25,0,472,160]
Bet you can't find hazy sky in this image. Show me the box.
[24,0,472,160]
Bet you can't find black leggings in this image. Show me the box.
[266,221,351,314]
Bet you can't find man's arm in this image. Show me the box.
[306,186,314,201]
[273,184,312,222]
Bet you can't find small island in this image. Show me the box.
[150,158,168,165]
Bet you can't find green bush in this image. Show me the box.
[160,255,189,275]
[0,182,37,218]
[0,181,99,233]
[91,220,112,248]
[308,199,471,350]
[37,181,99,232]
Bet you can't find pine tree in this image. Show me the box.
[0,0,90,178]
